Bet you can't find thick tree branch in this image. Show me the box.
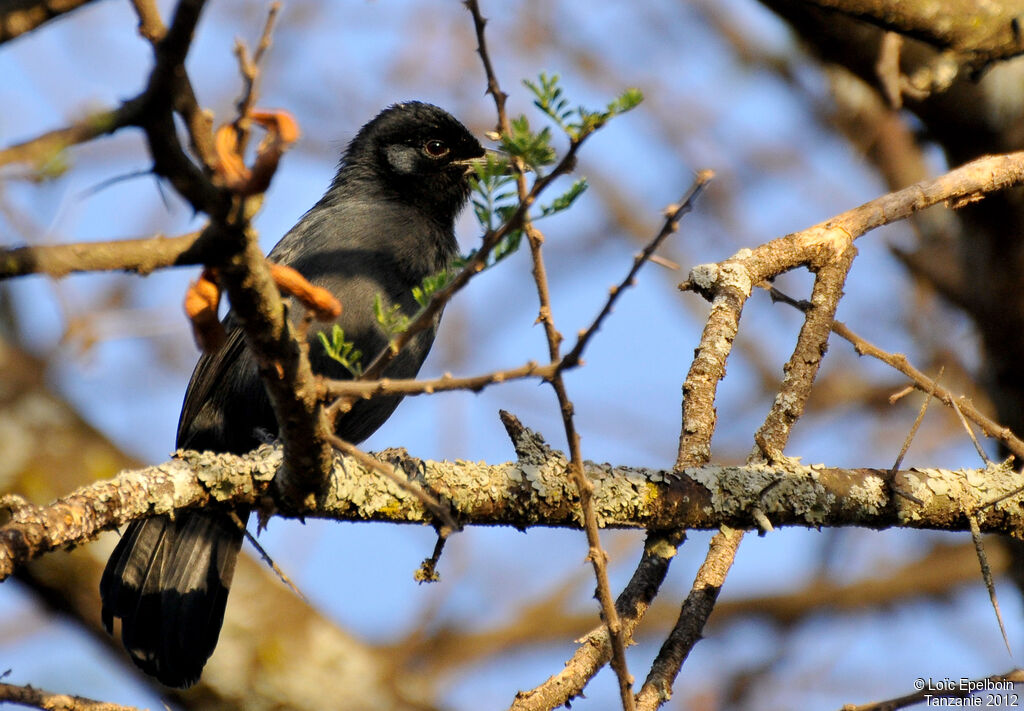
[3,441,1024,582]
[639,205,859,709]
[0,231,203,278]
[682,151,1024,301]
[210,221,336,505]
[797,0,1024,66]
[0,680,138,711]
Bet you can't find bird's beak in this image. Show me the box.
[453,148,518,176]
[481,147,510,162]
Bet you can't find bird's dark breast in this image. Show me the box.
[179,216,451,453]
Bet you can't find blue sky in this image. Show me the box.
[0,1,1012,709]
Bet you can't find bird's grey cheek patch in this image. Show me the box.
[385,145,418,174]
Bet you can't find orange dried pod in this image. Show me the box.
[250,109,301,145]
[213,124,249,188]
[245,109,302,195]
[185,268,226,351]
[268,262,341,320]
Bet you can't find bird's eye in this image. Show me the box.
[423,139,450,158]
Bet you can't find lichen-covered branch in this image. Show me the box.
[3,440,1023,582]
[635,527,743,710]
[797,0,1024,66]
[682,151,1024,303]
[634,148,1024,709]
[0,680,139,711]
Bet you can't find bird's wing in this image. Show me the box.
[175,318,250,450]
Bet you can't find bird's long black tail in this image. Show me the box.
[99,511,244,688]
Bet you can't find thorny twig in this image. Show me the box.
[884,364,939,505]
[323,360,558,399]
[560,170,713,373]
[968,513,1012,656]
[510,530,685,711]
[771,286,1024,461]
[465,1,646,706]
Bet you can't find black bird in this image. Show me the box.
[100,102,486,687]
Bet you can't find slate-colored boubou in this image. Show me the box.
[101,102,487,687]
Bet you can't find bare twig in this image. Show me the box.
[231,2,282,155]
[885,366,942,505]
[527,252,638,710]
[414,532,448,583]
[229,511,308,603]
[0,105,137,171]
[129,0,217,172]
[951,398,991,464]
[829,319,1024,460]
[0,680,139,711]
[949,377,1010,657]
[769,285,1024,463]
[968,513,1012,656]
[891,367,942,473]
[510,531,685,711]
[464,0,508,130]
[465,2,651,706]
[560,170,714,373]
[323,360,557,399]
[128,0,164,42]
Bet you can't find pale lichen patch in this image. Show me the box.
[686,463,833,525]
[717,259,753,295]
[847,474,885,517]
[687,263,719,292]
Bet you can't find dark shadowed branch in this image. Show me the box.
[0,0,103,45]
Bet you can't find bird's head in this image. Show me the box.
[339,102,487,224]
